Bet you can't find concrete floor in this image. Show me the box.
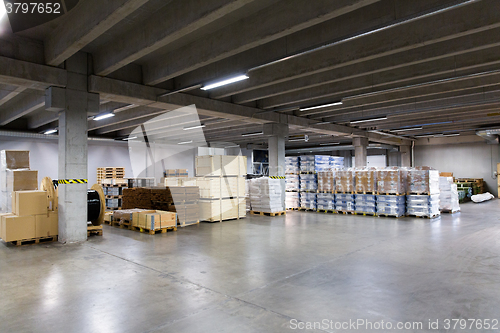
[1,201,500,333]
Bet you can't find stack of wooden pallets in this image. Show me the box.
[97,167,125,185]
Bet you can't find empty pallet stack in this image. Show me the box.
[439,177,460,213]
[97,167,125,185]
[335,169,355,213]
[249,177,285,216]
[376,168,407,217]
[406,168,440,218]
[196,155,246,222]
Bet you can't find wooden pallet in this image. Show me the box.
[407,192,434,196]
[406,214,441,219]
[337,211,356,215]
[355,191,375,195]
[299,208,316,212]
[179,220,200,227]
[105,195,123,199]
[87,225,103,237]
[7,236,58,246]
[250,210,286,217]
[109,220,131,229]
[335,191,354,194]
[317,209,336,213]
[286,207,299,211]
[376,192,405,196]
[440,209,460,214]
[354,212,377,216]
[318,191,335,194]
[377,214,405,218]
[130,225,177,234]
[300,190,317,193]
[286,190,299,192]
[106,207,122,211]
[299,171,315,174]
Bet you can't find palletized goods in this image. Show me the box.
[335,193,354,212]
[316,192,334,210]
[439,177,460,212]
[407,168,439,194]
[249,177,283,213]
[285,156,299,174]
[300,155,315,173]
[300,192,317,210]
[355,168,377,193]
[406,194,440,217]
[330,156,344,169]
[376,168,406,194]
[354,194,376,214]
[335,169,354,193]
[286,174,299,191]
[317,170,334,192]
[314,155,331,172]
[300,173,317,192]
[286,192,299,209]
[195,155,246,177]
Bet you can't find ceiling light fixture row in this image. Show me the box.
[93,113,115,121]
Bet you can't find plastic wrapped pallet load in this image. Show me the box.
[300,192,317,210]
[406,194,440,218]
[335,193,355,212]
[286,174,299,192]
[330,156,344,169]
[317,170,334,192]
[376,195,406,217]
[439,177,460,213]
[407,167,440,194]
[249,177,283,213]
[299,155,315,173]
[246,179,251,212]
[354,194,376,214]
[314,155,331,173]
[316,192,334,210]
[335,169,354,193]
[299,173,317,192]
[285,156,299,174]
[286,192,299,209]
[376,168,406,194]
[355,168,377,194]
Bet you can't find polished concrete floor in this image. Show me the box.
[1,200,500,333]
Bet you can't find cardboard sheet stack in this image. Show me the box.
[376,195,406,217]
[355,168,377,193]
[317,170,334,192]
[285,156,299,174]
[335,169,354,193]
[439,177,460,213]
[285,192,299,209]
[249,177,283,213]
[335,193,355,212]
[330,156,344,169]
[299,155,315,173]
[300,192,317,210]
[317,192,334,210]
[354,194,376,214]
[314,155,331,172]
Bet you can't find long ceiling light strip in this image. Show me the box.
[183,124,206,131]
[350,116,388,124]
[241,131,263,137]
[300,101,343,111]
[391,127,423,132]
[93,113,115,121]
[201,75,249,90]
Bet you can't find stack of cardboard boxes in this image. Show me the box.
[0,150,57,243]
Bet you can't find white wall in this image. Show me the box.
[415,141,500,196]
[0,136,132,186]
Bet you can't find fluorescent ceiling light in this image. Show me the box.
[224,145,240,148]
[350,116,387,124]
[320,142,340,145]
[201,75,249,90]
[178,140,193,145]
[414,134,434,138]
[93,113,115,121]
[183,124,206,131]
[391,127,423,132]
[442,133,460,137]
[242,131,263,137]
[300,101,343,111]
[123,136,137,141]
[44,129,57,135]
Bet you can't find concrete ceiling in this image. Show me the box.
[0,0,499,149]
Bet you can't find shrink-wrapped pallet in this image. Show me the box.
[314,155,331,172]
[286,174,299,192]
[354,194,376,214]
[335,193,355,212]
[376,195,406,217]
[299,155,315,173]
[376,168,406,194]
[317,192,334,210]
[300,192,317,210]
[439,177,460,212]
[335,169,354,193]
[285,156,299,174]
[286,192,300,209]
[317,170,334,192]
[330,156,344,169]
[407,167,440,194]
[355,168,377,193]
[406,194,440,217]
[299,173,317,192]
[249,177,283,213]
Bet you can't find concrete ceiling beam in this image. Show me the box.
[143,0,380,85]
[45,0,151,66]
[27,111,59,129]
[0,56,67,90]
[93,0,256,76]
[0,86,27,107]
[0,92,45,125]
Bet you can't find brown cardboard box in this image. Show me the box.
[35,212,58,238]
[7,170,38,191]
[1,215,36,242]
[13,191,48,216]
[1,150,30,169]
[0,213,14,240]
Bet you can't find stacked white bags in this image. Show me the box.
[439,177,460,213]
[249,177,284,213]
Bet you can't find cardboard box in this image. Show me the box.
[0,150,30,169]
[1,215,36,242]
[35,212,58,238]
[7,170,38,191]
[13,191,48,216]
[0,213,14,240]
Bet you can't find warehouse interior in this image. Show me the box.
[1,0,500,332]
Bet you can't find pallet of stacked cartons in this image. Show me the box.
[0,150,33,213]
[299,155,315,173]
[316,192,334,212]
[299,163,317,210]
[355,168,377,194]
[354,194,376,216]
[439,177,460,213]
[375,167,407,217]
[317,170,334,193]
[249,177,285,215]
[335,169,354,213]
[196,155,246,177]
[406,167,440,218]
[285,156,299,175]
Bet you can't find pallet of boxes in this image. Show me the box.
[335,169,355,214]
[354,167,377,216]
[406,167,440,219]
[161,170,201,226]
[375,167,407,218]
[0,150,58,246]
[285,156,299,210]
[196,155,246,222]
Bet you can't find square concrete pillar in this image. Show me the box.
[264,123,288,210]
[400,145,411,167]
[353,137,369,167]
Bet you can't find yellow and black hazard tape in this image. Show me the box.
[269,176,286,179]
[58,179,88,185]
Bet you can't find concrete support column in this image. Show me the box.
[50,53,99,243]
[264,123,288,210]
[400,145,411,167]
[340,150,352,168]
[353,137,369,167]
